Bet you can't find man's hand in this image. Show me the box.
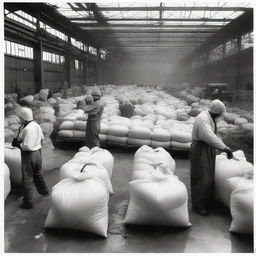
[224,146,233,159]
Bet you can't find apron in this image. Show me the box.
[190,119,217,210]
[84,114,100,149]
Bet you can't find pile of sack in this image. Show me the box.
[215,150,254,234]
[124,146,191,227]
[44,146,114,237]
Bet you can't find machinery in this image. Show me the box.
[204,83,232,101]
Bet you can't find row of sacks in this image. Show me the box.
[44,147,114,237]
[124,146,191,227]
[215,150,254,234]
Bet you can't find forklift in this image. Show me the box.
[204,83,232,101]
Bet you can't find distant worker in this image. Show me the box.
[12,107,49,209]
[190,99,233,216]
[79,89,104,148]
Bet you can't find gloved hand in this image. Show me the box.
[224,146,233,159]
[12,138,21,149]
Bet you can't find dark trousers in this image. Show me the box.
[85,118,100,149]
[21,149,48,205]
[190,141,216,210]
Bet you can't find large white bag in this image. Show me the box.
[44,175,109,237]
[76,147,114,177]
[171,130,192,143]
[107,135,128,145]
[4,163,11,200]
[108,124,129,137]
[229,180,253,234]
[124,176,191,227]
[59,160,113,194]
[134,146,175,174]
[215,150,253,207]
[152,128,171,142]
[129,125,152,140]
[151,140,171,149]
[4,145,22,184]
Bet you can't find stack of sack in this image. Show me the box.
[5,114,22,143]
[215,150,254,234]
[170,122,192,150]
[4,144,22,185]
[124,146,191,227]
[44,146,114,237]
[107,116,131,145]
[4,163,11,200]
[58,110,87,139]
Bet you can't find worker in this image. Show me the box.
[190,99,233,216]
[12,107,49,209]
[79,89,104,148]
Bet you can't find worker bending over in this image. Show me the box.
[79,88,105,148]
[13,107,49,209]
[190,99,233,216]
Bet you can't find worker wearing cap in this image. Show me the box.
[190,99,233,216]
[13,107,49,209]
[79,89,105,148]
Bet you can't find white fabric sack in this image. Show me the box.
[171,130,192,143]
[108,125,129,137]
[99,134,108,142]
[73,130,86,138]
[129,125,152,139]
[124,176,191,227]
[171,141,191,150]
[107,135,128,145]
[128,137,151,146]
[58,130,73,138]
[229,182,253,234]
[59,160,113,194]
[131,166,175,181]
[76,147,114,177]
[215,150,253,207]
[152,128,171,142]
[78,146,90,152]
[4,145,22,184]
[100,122,109,134]
[4,163,11,200]
[59,121,74,130]
[151,140,171,148]
[74,121,87,131]
[134,146,176,174]
[44,175,109,237]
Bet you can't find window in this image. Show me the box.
[5,40,33,59]
[75,59,79,70]
[89,46,97,56]
[209,45,223,63]
[241,32,253,50]
[40,21,68,41]
[71,37,87,51]
[225,39,238,57]
[43,51,65,64]
[5,9,36,29]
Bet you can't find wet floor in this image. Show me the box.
[4,144,254,253]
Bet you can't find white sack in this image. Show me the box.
[4,163,11,200]
[44,175,109,237]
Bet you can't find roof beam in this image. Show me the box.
[78,24,223,29]
[70,18,233,22]
[71,6,250,12]
[88,30,216,34]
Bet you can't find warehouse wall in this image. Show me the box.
[70,58,85,87]
[107,61,175,86]
[43,61,66,92]
[5,55,35,94]
[174,48,253,90]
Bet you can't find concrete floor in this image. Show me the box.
[5,144,254,253]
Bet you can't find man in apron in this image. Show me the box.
[14,107,49,209]
[80,89,105,148]
[190,99,233,216]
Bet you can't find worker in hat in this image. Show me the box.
[13,107,49,209]
[190,99,233,216]
[78,88,105,148]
